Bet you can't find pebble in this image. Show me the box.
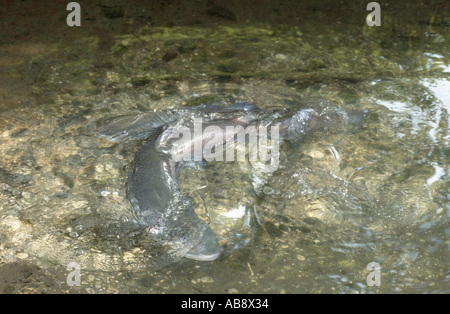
[16,252,29,260]
[306,149,325,159]
[275,53,287,61]
[191,276,214,284]
[206,5,236,21]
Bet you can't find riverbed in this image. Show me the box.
[0,0,448,293]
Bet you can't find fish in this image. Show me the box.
[98,101,346,261]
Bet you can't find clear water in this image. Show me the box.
[0,5,448,293]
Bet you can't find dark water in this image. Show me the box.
[0,1,448,293]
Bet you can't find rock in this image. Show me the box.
[9,128,30,138]
[162,52,178,63]
[275,53,287,61]
[130,77,152,87]
[98,3,124,19]
[16,252,29,260]
[217,63,238,73]
[64,154,83,168]
[178,44,196,54]
[74,134,100,149]
[13,173,31,185]
[192,276,214,284]
[20,151,37,167]
[264,221,283,237]
[207,5,236,21]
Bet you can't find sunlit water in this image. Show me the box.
[0,23,448,293]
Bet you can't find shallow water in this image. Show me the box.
[0,2,448,293]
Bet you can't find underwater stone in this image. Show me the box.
[207,5,236,21]
[264,221,283,237]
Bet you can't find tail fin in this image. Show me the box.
[98,110,180,142]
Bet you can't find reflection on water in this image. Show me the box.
[0,13,449,293]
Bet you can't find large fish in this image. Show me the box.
[98,102,343,261]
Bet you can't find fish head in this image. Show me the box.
[151,204,222,262]
[184,226,221,261]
